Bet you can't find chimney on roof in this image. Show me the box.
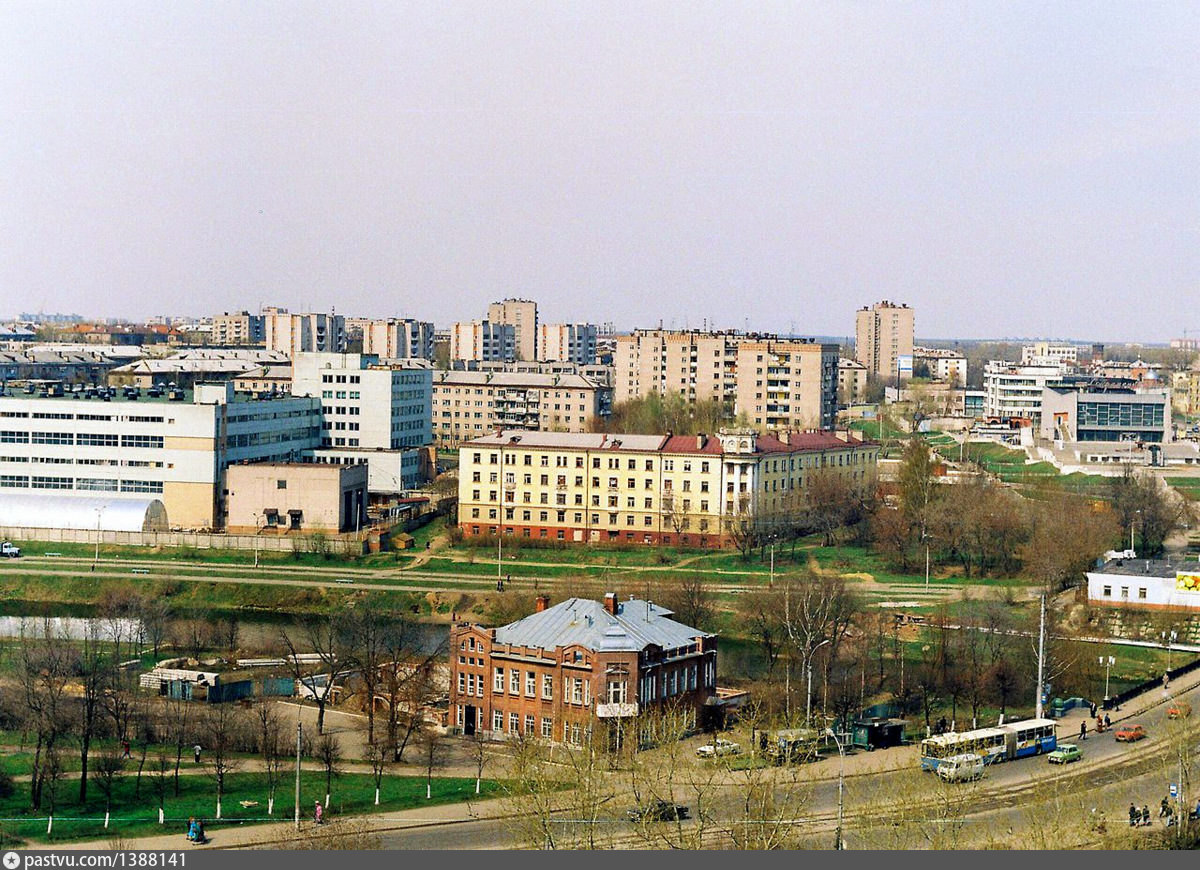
[696,433,705,450]
[535,595,550,613]
[834,429,849,442]
[603,592,618,616]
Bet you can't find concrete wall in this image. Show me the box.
[0,525,368,553]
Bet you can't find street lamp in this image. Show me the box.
[806,638,832,727]
[1100,655,1115,702]
[922,530,931,591]
[1162,630,1178,672]
[93,505,106,568]
[825,727,845,851]
[252,512,261,568]
[1131,508,1141,554]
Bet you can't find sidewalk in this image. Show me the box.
[43,794,515,851]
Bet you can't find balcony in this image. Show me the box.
[596,702,638,718]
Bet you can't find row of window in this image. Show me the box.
[0,475,163,493]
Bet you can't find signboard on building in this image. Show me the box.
[897,355,914,378]
[1175,572,1200,594]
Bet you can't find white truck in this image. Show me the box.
[1,542,20,558]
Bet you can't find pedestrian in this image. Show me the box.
[1142,805,1151,827]
[314,801,323,825]
[1090,702,1097,719]
[1129,804,1139,827]
[1080,720,1087,740]
[193,743,202,764]
[121,739,130,759]
[1104,713,1111,730]
[1161,796,1170,818]
[1096,715,1104,733]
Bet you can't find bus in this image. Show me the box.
[920,718,1057,771]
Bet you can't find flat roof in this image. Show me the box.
[1091,558,1200,578]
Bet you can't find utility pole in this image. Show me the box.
[1035,594,1046,719]
[294,720,302,831]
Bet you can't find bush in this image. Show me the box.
[0,768,15,800]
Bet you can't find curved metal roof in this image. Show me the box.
[0,495,168,532]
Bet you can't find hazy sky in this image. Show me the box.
[2,2,1197,341]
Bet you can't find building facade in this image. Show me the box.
[537,323,598,365]
[733,340,839,431]
[837,359,869,405]
[211,311,265,346]
[1021,342,1079,366]
[913,347,966,386]
[614,329,738,406]
[450,321,516,363]
[855,300,914,381]
[982,361,1070,424]
[1040,384,1171,443]
[225,462,368,533]
[432,371,611,447]
[448,593,717,748]
[1087,558,1200,611]
[359,318,436,360]
[457,428,878,548]
[487,298,539,362]
[263,308,346,355]
[0,383,322,529]
[290,353,432,450]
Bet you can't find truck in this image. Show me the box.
[1,542,20,558]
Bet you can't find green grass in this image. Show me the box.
[10,539,406,570]
[0,771,503,845]
[1167,477,1200,501]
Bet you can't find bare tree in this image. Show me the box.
[148,746,172,825]
[281,613,346,735]
[315,732,343,809]
[255,701,286,815]
[469,730,489,796]
[416,727,446,801]
[76,618,111,802]
[656,575,716,631]
[203,703,246,819]
[17,619,72,811]
[94,746,125,829]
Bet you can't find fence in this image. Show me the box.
[0,525,368,554]
[1103,654,1200,711]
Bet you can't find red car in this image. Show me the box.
[1115,724,1147,742]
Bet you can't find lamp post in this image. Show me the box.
[922,531,931,591]
[252,512,260,568]
[93,505,106,568]
[497,442,504,587]
[1101,655,1115,702]
[806,638,831,727]
[825,727,845,850]
[1162,630,1178,672]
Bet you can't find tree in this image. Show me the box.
[897,437,939,546]
[468,730,489,796]
[17,619,72,811]
[280,614,346,735]
[93,746,125,829]
[1021,495,1120,592]
[316,733,343,809]
[148,747,172,825]
[738,588,783,674]
[804,468,860,546]
[365,737,391,807]
[140,595,173,661]
[203,703,246,819]
[255,701,286,815]
[75,618,111,803]
[342,599,392,746]
[655,576,716,631]
[1109,465,1193,557]
[415,727,445,801]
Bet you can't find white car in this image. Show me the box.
[696,738,741,758]
[0,542,19,558]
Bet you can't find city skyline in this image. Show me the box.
[3,3,1196,343]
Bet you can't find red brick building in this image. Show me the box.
[448,593,717,749]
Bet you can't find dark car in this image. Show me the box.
[627,800,690,823]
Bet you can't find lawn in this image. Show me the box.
[0,770,503,845]
[1167,477,1200,502]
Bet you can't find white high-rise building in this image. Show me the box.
[360,318,435,360]
[487,298,538,361]
[263,308,346,355]
[450,321,515,363]
[537,323,598,364]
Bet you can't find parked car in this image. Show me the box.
[936,753,984,783]
[0,542,20,558]
[627,800,690,823]
[1115,724,1147,742]
[696,738,741,758]
[1047,743,1082,764]
[1168,702,1192,720]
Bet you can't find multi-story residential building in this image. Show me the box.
[1040,382,1171,443]
[448,592,717,748]
[1173,364,1200,420]
[487,298,539,362]
[734,340,839,431]
[837,359,869,406]
[913,347,967,387]
[290,353,432,450]
[451,359,614,386]
[457,428,877,548]
[0,348,136,385]
[450,321,516,363]
[0,382,322,528]
[537,323,598,365]
[232,364,292,396]
[211,311,265,346]
[358,318,435,360]
[263,308,346,355]
[855,300,914,381]
[614,329,739,406]
[982,360,1071,424]
[1021,342,1078,367]
[431,371,611,447]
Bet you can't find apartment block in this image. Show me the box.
[290,353,432,450]
[734,340,839,430]
[0,383,322,529]
[451,321,516,363]
[1021,342,1079,366]
[263,308,346,355]
[211,311,265,346]
[358,318,436,360]
[432,371,611,447]
[449,593,717,747]
[613,329,737,406]
[982,361,1071,424]
[487,298,539,362]
[855,300,914,381]
[837,359,869,405]
[457,428,877,549]
[537,323,598,365]
[913,347,967,387]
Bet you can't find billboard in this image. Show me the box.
[897,354,914,378]
[1175,572,1200,594]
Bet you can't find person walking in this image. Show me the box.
[314,801,324,825]
[1080,720,1087,741]
[1161,796,1171,818]
[1104,713,1111,730]
[193,744,202,764]
[1141,805,1151,827]
[1129,804,1139,827]
[1090,702,1098,719]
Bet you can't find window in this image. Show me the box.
[494,668,504,692]
[570,724,582,745]
[607,681,627,704]
[541,717,553,739]
[1102,585,1112,597]
[526,671,536,697]
[542,674,553,699]
[510,669,520,693]
[509,712,520,733]
[525,714,536,734]
[493,710,503,731]
[457,673,466,693]
[1120,586,1129,600]
[1138,587,1147,600]
[276,479,287,490]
